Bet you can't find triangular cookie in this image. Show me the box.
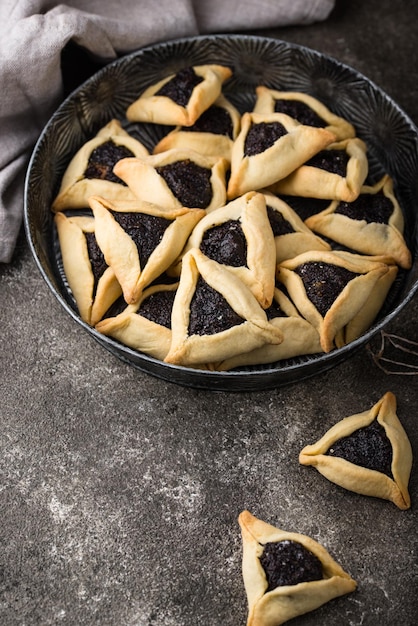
[305,175,412,269]
[299,392,413,509]
[277,249,397,352]
[114,149,229,212]
[164,249,284,367]
[126,64,232,126]
[238,510,357,626]
[54,212,122,326]
[89,195,205,304]
[227,111,336,199]
[52,119,149,211]
[270,137,369,202]
[253,87,356,141]
[179,191,276,308]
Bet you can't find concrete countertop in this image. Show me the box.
[1,1,418,624]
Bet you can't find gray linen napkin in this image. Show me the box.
[0,0,335,263]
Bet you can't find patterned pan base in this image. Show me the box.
[24,34,418,391]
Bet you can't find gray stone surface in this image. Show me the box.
[1,1,418,624]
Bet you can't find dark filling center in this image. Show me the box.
[84,140,134,184]
[103,296,127,319]
[182,105,233,137]
[155,67,203,107]
[259,540,323,592]
[274,99,325,127]
[305,149,349,176]
[199,220,248,267]
[85,232,107,280]
[295,261,359,317]
[138,290,176,329]
[188,276,244,335]
[156,160,213,209]
[327,419,393,477]
[335,191,394,224]
[279,195,331,222]
[111,211,171,268]
[267,205,295,236]
[244,122,288,156]
[264,297,287,320]
[85,232,107,296]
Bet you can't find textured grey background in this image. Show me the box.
[1,1,418,624]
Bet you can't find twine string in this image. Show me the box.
[367,331,418,375]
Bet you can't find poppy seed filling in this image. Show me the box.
[264,298,287,320]
[335,191,393,224]
[156,160,213,209]
[199,220,248,267]
[295,261,359,317]
[327,419,393,477]
[306,149,349,176]
[111,211,171,268]
[188,276,244,335]
[259,540,323,592]
[274,99,325,127]
[85,232,107,295]
[138,290,176,329]
[84,140,134,184]
[244,121,288,156]
[182,105,233,137]
[267,205,295,236]
[155,66,203,107]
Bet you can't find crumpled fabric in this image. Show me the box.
[0,0,335,263]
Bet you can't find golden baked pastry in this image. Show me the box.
[54,212,122,326]
[113,149,229,213]
[179,191,276,308]
[270,137,369,202]
[126,64,232,126]
[52,119,149,211]
[262,191,331,263]
[164,248,284,367]
[305,175,412,269]
[253,87,356,141]
[95,282,177,361]
[334,259,398,349]
[214,285,322,370]
[153,94,241,161]
[299,391,413,509]
[227,111,336,199]
[238,510,357,626]
[89,195,205,304]
[277,250,398,352]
